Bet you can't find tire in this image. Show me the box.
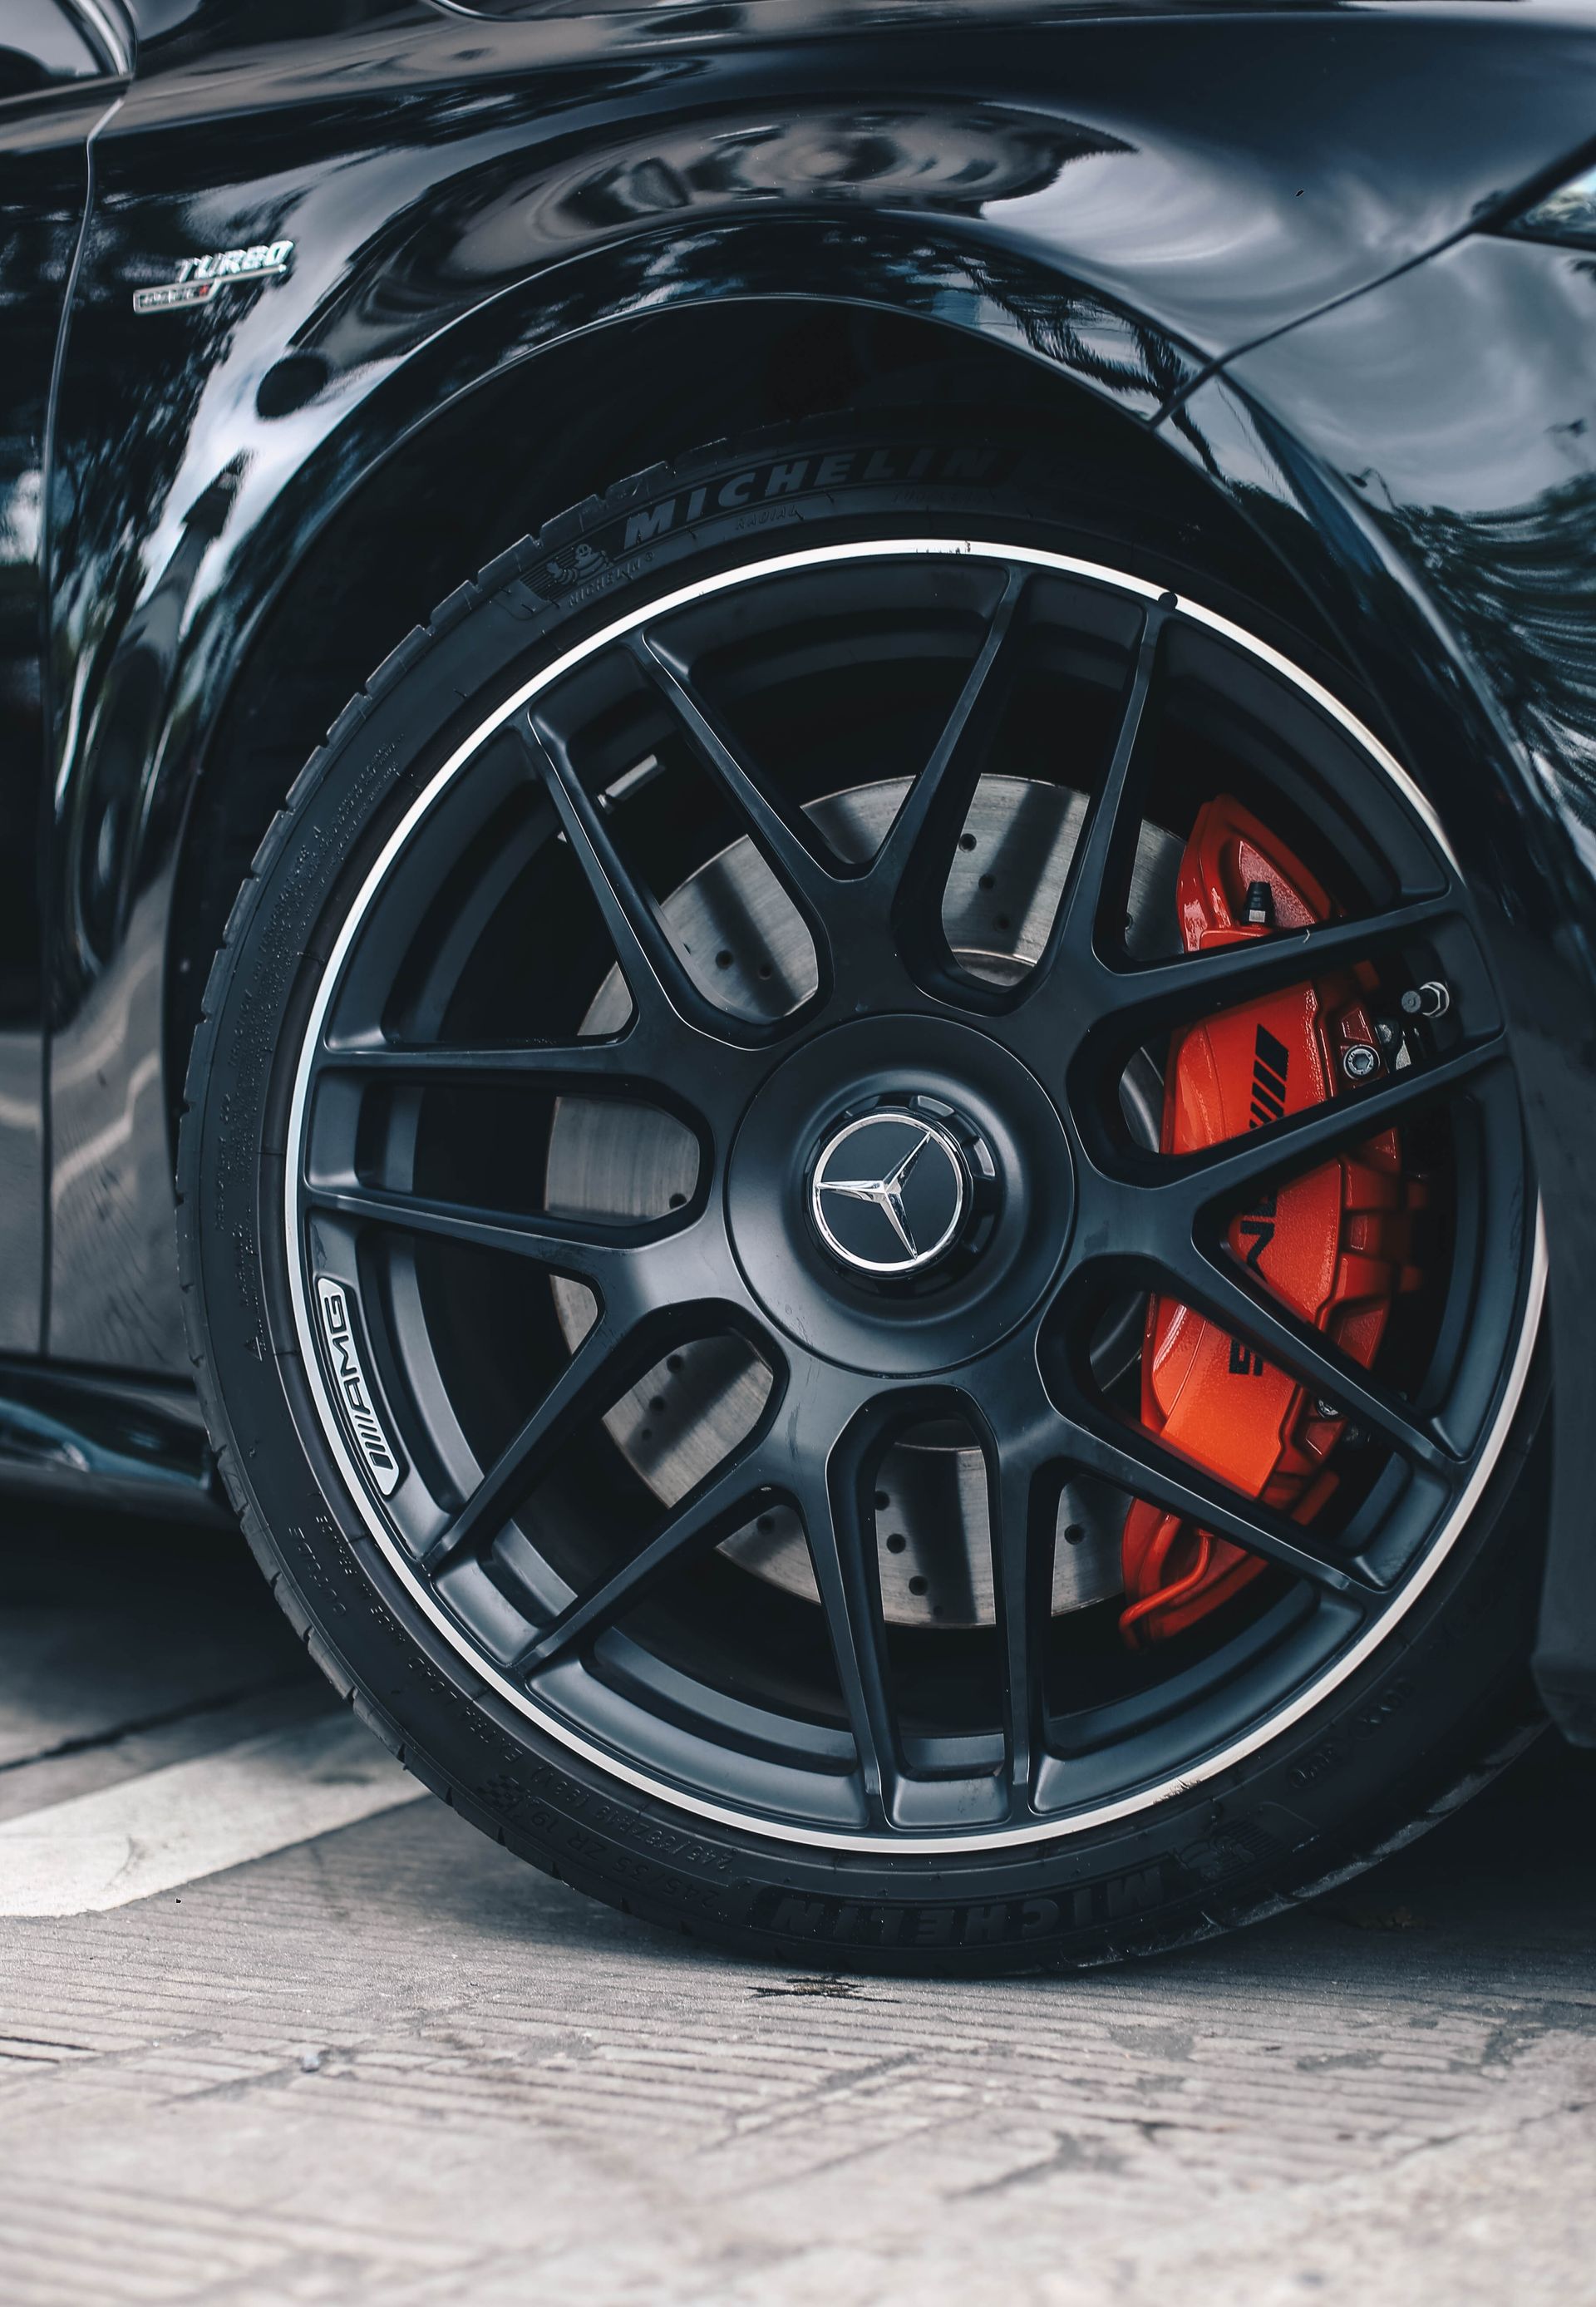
[178,418,1548,1974]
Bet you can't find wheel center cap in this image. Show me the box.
[726,1015,1074,1378]
[810,1108,969,1277]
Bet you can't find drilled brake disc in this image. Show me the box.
[544,772,1179,1629]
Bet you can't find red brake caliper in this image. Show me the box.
[1119,796,1427,1649]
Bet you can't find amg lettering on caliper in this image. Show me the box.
[1229,1023,1290,1376]
[1249,1022,1291,1129]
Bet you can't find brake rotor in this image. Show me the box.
[544,771,1181,1629]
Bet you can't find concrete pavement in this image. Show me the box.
[2,1507,1593,2306]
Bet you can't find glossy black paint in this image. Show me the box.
[1155,232,1596,1738]
[0,1351,222,1521]
[0,81,110,1352]
[0,0,1593,1724]
[37,0,1596,1366]
[0,4,107,101]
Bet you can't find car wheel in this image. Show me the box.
[179,421,1547,1972]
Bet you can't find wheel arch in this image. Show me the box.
[158,233,1321,1159]
[46,0,1596,1379]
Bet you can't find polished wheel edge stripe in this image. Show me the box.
[279,537,1539,1856]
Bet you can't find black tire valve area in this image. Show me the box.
[176,422,1544,1974]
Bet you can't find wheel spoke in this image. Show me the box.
[1060,1407,1380,1596]
[423,1315,642,1572]
[304,1179,647,1285]
[1089,889,1466,1035]
[1034,596,1170,979]
[798,1430,900,1829]
[513,712,748,1042]
[513,1441,783,1673]
[1159,1245,1461,1477]
[1157,1034,1510,1218]
[984,1438,1058,1813]
[871,569,1032,950]
[316,1030,677,1097]
[630,633,846,930]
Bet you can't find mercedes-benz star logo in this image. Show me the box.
[810,1111,968,1276]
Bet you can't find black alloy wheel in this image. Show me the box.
[180,425,1546,1969]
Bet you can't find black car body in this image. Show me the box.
[2,0,1595,1964]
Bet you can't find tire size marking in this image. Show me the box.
[316,1276,402,1497]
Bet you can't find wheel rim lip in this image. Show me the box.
[281,535,1545,1858]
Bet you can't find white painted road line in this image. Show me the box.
[0,1713,426,1916]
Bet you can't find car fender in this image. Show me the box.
[1154,233,1596,1738]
